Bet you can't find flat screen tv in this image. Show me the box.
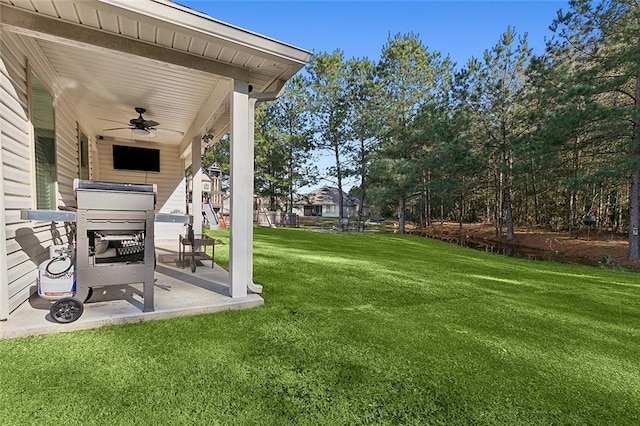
[112,145,160,172]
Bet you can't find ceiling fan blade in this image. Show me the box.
[153,127,185,136]
[102,127,132,131]
[99,118,128,125]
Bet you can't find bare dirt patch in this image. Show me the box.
[418,222,640,270]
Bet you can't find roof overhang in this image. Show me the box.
[0,0,311,155]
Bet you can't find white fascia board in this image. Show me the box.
[0,5,250,82]
[97,0,312,67]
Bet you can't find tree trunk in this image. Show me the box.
[530,170,540,225]
[357,187,366,232]
[356,138,367,232]
[458,189,464,236]
[421,170,428,228]
[503,149,515,241]
[494,168,503,238]
[568,135,580,237]
[485,184,491,224]
[629,173,639,259]
[504,176,515,241]
[598,184,606,232]
[426,170,432,226]
[629,54,640,259]
[334,141,345,230]
[287,144,294,215]
[615,189,623,233]
[568,189,574,237]
[398,196,406,234]
[522,175,529,227]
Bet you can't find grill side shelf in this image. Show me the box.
[155,213,192,224]
[21,210,192,224]
[21,209,77,222]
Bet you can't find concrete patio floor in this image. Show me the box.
[0,240,264,340]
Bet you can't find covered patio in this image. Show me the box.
[0,239,263,339]
[0,0,310,327]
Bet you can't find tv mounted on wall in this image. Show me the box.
[112,145,160,172]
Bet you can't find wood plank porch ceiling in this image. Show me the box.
[0,0,310,147]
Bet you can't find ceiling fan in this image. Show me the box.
[100,107,184,138]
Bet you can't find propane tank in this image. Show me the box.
[37,245,76,300]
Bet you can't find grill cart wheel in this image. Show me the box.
[50,297,84,323]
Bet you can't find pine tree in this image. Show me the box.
[547,0,640,258]
[306,50,352,226]
[375,33,448,233]
[261,76,316,214]
[462,27,532,241]
[345,56,380,227]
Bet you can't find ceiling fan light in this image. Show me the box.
[132,128,153,137]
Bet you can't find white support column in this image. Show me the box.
[246,98,262,294]
[229,80,251,298]
[191,135,203,236]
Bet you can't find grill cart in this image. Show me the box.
[22,179,191,323]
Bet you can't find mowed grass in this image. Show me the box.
[1,227,640,425]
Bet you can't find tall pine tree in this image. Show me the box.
[547,0,640,258]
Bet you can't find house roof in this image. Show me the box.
[297,186,365,207]
[0,0,311,159]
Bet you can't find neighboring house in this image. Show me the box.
[294,186,369,218]
[0,0,310,320]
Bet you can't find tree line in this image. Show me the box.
[206,0,640,260]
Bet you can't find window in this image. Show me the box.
[79,127,89,180]
[31,73,56,210]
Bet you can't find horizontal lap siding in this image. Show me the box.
[1,35,38,313]
[2,32,84,314]
[97,140,186,240]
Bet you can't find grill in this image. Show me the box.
[73,179,157,313]
[22,179,192,322]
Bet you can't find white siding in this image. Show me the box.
[1,34,38,313]
[1,32,91,314]
[96,140,186,240]
[16,35,80,209]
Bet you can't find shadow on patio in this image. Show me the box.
[0,240,263,340]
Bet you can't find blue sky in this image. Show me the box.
[178,1,569,68]
[178,1,569,189]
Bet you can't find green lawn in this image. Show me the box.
[1,227,639,425]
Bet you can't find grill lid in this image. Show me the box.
[73,179,157,210]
